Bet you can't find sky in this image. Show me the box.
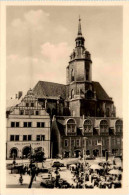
[6,6,123,117]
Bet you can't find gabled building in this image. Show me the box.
[6,89,51,159]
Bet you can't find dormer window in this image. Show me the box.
[100,120,108,133]
[67,119,76,134]
[115,120,123,133]
[84,119,92,133]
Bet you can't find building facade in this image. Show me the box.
[6,89,51,159]
[51,116,123,158]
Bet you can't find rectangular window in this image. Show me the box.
[31,103,34,107]
[76,139,80,147]
[64,139,68,147]
[36,135,45,141]
[16,122,19,127]
[71,139,75,146]
[11,122,20,127]
[11,122,15,127]
[37,122,45,128]
[15,135,19,141]
[28,135,32,141]
[41,135,45,140]
[26,103,29,107]
[10,135,14,141]
[41,122,45,127]
[28,122,32,128]
[20,110,24,115]
[37,122,40,127]
[23,122,32,127]
[117,138,120,145]
[36,111,39,115]
[24,122,27,127]
[36,135,40,141]
[23,135,27,141]
[23,135,31,141]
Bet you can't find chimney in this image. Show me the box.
[15,94,18,99]
[18,91,23,99]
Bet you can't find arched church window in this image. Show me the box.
[100,120,108,133]
[71,89,74,99]
[67,119,76,133]
[71,69,74,82]
[115,120,123,133]
[84,119,92,133]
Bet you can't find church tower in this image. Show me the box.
[66,17,92,85]
[66,17,96,117]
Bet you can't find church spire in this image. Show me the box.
[75,16,85,48]
[78,16,82,36]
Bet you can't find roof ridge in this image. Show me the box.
[38,80,66,86]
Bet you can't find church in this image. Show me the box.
[6,18,123,159]
[33,18,123,158]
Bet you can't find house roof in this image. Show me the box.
[92,81,112,101]
[33,81,66,99]
[33,80,112,102]
[6,97,22,112]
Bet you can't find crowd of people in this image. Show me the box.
[66,159,122,189]
[9,156,123,188]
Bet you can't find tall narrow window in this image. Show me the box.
[10,135,14,141]
[71,69,74,82]
[100,120,108,133]
[115,120,123,133]
[64,139,68,147]
[84,119,92,133]
[28,135,32,141]
[15,135,19,141]
[71,89,74,99]
[26,103,29,107]
[11,122,15,127]
[31,103,34,107]
[23,135,27,141]
[67,119,76,133]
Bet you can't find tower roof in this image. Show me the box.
[75,16,85,42]
[78,16,82,36]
